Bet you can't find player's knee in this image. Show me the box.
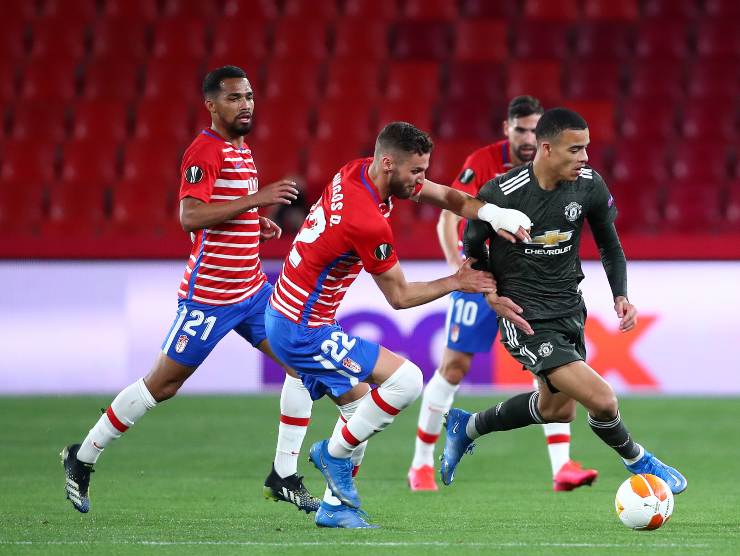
[590,392,619,420]
[382,359,424,408]
[147,379,182,402]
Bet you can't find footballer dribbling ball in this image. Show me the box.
[615,474,674,530]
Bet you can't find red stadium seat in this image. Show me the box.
[210,20,270,64]
[583,141,611,174]
[506,61,562,107]
[705,0,740,17]
[376,99,435,134]
[523,0,580,20]
[43,183,107,238]
[2,3,38,21]
[20,59,80,102]
[222,0,279,20]
[461,0,518,18]
[512,21,571,60]
[72,101,130,143]
[90,18,150,61]
[385,62,441,102]
[634,20,690,62]
[0,179,45,237]
[151,17,208,62]
[305,139,366,194]
[565,61,622,100]
[333,19,389,61]
[642,0,699,19]
[679,100,738,141]
[608,182,663,232]
[426,139,482,184]
[284,0,339,19]
[583,0,638,20]
[82,57,141,101]
[618,100,677,141]
[453,20,508,62]
[251,99,312,144]
[0,139,58,182]
[670,142,731,183]
[0,22,28,60]
[392,22,452,60]
[41,0,98,21]
[108,178,172,237]
[663,183,724,233]
[162,0,223,19]
[103,0,159,21]
[10,101,70,142]
[402,0,459,21]
[122,139,182,183]
[695,20,740,60]
[60,140,120,186]
[446,62,507,104]
[325,60,382,102]
[133,99,195,144]
[0,60,19,106]
[272,18,330,62]
[626,63,684,101]
[315,98,374,145]
[436,100,494,142]
[264,60,323,102]
[686,60,740,101]
[142,59,202,103]
[563,101,615,142]
[343,0,398,20]
[572,22,633,62]
[250,137,304,185]
[612,142,669,183]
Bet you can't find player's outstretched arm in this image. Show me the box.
[420,180,531,242]
[180,180,298,232]
[371,260,496,310]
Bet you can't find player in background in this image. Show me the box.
[408,97,598,492]
[265,122,533,528]
[61,66,320,514]
[440,108,687,495]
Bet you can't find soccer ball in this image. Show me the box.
[615,474,674,530]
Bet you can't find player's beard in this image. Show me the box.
[515,144,536,162]
[388,170,414,199]
[230,118,252,136]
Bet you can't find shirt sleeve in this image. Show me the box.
[451,150,487,194]
[349,215,399,275]
[586,171,618,226]
[178,142,223,203]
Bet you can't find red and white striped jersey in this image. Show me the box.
[177,128,266,305]
[270,158,421,327]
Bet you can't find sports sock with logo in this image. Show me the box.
[588,411,640,459]
[274,375,313,478]
[469,391,544,438]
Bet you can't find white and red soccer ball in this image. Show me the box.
[615,473,674,530]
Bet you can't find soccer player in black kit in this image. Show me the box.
[439,108,687,495]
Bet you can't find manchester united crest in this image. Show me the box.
[564,201,582,222]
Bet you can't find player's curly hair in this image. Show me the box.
[375,121,434,157]
[202,66,247,98]
[535,108,588,142]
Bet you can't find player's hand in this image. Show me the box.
[478,204,532,242]
[251,179,299,207]
[496,226,532,244]
[485,292,534,335]
[455,258,497,294]
[258,216,282,242]
[614,296,638,332]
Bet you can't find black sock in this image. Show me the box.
[474,391,544,436]
[587,411,640,459]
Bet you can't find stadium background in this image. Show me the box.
[2,0,739,395]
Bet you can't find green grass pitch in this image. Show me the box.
[1,395,738,555]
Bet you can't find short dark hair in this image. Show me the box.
[375,121,434,157]
[507,95,544,120]
[535,107,588,142]
[202,65,247,98]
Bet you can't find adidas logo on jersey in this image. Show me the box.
[498,168,530,195]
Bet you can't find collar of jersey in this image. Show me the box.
[360,161,384,206]
[201,128,247,152]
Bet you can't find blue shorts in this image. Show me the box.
[161,282,272,367]
[444,291,499,353]
[265,306,381,401]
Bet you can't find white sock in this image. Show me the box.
[274,375,313,478]
[328,359,423,458]
[542,422,572,476]
[465,413,481,439]
[323,395,368,506]
[622,444,645,465]
[412,369,460,469]
[77,378,157,464]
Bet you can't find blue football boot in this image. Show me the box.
[625,449,687,494]
[315,502,379,529]
[440,408,476,486]
[308,439,360,508]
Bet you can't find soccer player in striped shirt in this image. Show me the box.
[409,96,598,492]
[61,66,319,514]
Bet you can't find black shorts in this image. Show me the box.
[498,310,586,380]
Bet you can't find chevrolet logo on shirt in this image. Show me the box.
[530,230,573,247]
